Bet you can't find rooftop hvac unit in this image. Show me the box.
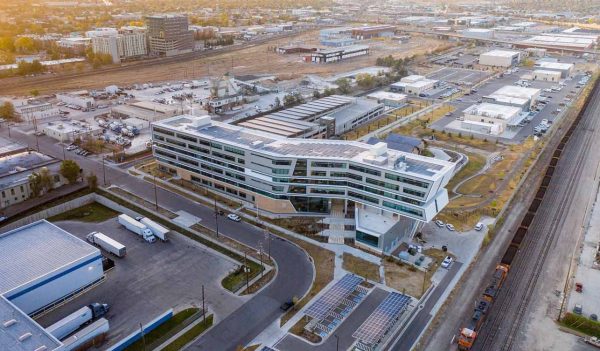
[3,319,16,328]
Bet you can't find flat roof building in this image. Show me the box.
[534,61,574,78]
[145,14,194,56]
[390,75,438,95]
[461,103,523,135]
[532,69,562,82]
[0,220,104,315]
[111,100,183,122]
[520,35,594,50]
[152,115,455,253]
[310,45,369,64]
[479,50,521,68]
[366,91,407,107]
[482,85,541,110]
[41,120,102,142]
[351,25,395,40]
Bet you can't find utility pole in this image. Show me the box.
[422,268,429,295]
[202,284,206,324]
[153,174,159,211]
[140,323,146,351]
[335,334,339,351]
[214,198,219,238]
[244,251,249,292]
[62,144,66,160]
[102,156,107,186]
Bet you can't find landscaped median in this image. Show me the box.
[559,312,600,338]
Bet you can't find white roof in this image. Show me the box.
[480,50,520,58]
[0,220,100,295]
[536,61,574,71]
[464,103,521,120]
[491,85,540,99]
[367,91,407,102]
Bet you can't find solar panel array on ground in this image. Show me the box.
[352,292,411,345]
[304,274,363,320]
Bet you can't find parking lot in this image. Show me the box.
[36,218,245,348]
[427,67,491,86]
[430,67,589,143]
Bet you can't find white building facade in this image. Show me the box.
[479,50,521,68]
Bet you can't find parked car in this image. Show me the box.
[280,300,294,311]
[446,223,455,231]
[227,214,241,222]
[435,220,445,227]
[441,256,454,268]
[475,223,484,231]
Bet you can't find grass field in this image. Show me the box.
[48,202,118,223]
[383,258,431,298]
[342,253,381,282]
[162,315,213,351]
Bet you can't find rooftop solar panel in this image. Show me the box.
[352,292,411,345]
[305,274,363,320]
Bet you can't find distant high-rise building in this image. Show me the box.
[145,14,194,56]
[91,27,148,63]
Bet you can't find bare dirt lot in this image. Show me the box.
[2,32,449,96]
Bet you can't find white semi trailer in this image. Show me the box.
[118,214,156,243]
[139,217,169,241]
[87,231,126,257]
[46,303,109,341]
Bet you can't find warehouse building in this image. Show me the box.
[351,25,396,40]
[519,35,595,50]
[56,92,95,109]
[478,50,521,68]
[41,121,102,142]
[111,100,183,122]
[459,28,494,39]
[235,95,383,137]
[0,220,104,316]
[310,45,369,64]
[390,75,438,95]
[461,103,523,135]
[152,115,455,253]
[532,69,562,82]
[366,91,407,107]
[482,85,540,111]
[534,61,574,78]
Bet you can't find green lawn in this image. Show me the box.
[221,261,263,292]
[48,202,118,223]
[162,315,214,351]
[560,312,600,338]
[124,308,200,351]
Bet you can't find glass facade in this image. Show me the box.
[356,230,379,248]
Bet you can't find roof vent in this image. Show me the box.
[250,140,264,148]
[2,319,17,328]
[18,332,32,342]
[190,115,211,128]
[34,346,47,351]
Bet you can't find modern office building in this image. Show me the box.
[478,50,521,68]
[91,27,148,63]
[145,14,194,56]
[152,115,455,253]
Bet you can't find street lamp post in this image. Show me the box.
[334,334,339,351]
[102,156,107,186]
[153,174,159,211]
[214,198,219,238]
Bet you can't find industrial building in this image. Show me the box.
[276,45,317,55]
[310,45,370,64]
[519,35,595,50]
[111,100,183,122]
[0,139,66,209]
[56,92,95,109]
[366,91,407,107]
[320,37,356,47]
[390,75,438,95]
[152,115,455,253]
[351,25,396,40]
[482,85,540,111]
[41,121,102,142]
[0,220,104,315]
[12,99,59,122]
[478,50,521,68]
[91,27,148,63]
[459,28,494,39]
[145,14,194,56]
[236,95,383,137]
[532,69,562,82]
[0,220,106,351]
[461,103,523,135]
[534,61,574,78]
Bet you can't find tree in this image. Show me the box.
[38,167,54,193]
[14,37,36,54]
[86,172,98,190]
[356,73,376,89]
[0,101,16,120]
[273,96,281,108]
[30,89,39,97]
[60,160,80,184]
[335,78,351,94]
[29,172,43,198]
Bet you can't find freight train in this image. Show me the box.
[457,264,509,350]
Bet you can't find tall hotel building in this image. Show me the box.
[152,115,455,253]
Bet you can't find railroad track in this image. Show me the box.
[1,30,309,91]
[472,78,600,351]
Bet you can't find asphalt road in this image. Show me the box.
[4,127,314,351]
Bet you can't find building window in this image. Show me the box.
[311,161,347,168]
[356,230,379,248]
[272,168,289,175]
[311,171,327,177]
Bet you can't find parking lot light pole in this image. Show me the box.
[214,198,219,238]
[62,144,66,160]
[335,334,339,351]
[153,174,159,211]
[102,156,107,186]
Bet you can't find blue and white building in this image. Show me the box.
[152,115,456,253]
